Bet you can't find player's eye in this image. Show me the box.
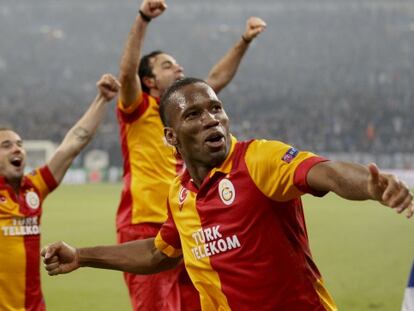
[184,110,200,120]
[1,142,12,149]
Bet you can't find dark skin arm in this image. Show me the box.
[307,161,414,218]
[41,238,181,276]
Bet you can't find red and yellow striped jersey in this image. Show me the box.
[0,166,57,311]
[155,139,337,310]
[116,93,181,229]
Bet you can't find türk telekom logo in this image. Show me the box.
[218,178,235,206]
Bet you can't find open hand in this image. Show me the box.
[368,163,413,218]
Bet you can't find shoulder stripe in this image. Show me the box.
[232,139,253,167]
[39,166,58,191]
[117,93,151,124]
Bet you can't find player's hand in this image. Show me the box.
[140,0,167,19]
[367,163,414,218]
[97,74,121,101]
[41,241,80,276]
[242,17,266,43]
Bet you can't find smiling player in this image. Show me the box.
[0,73,119,311]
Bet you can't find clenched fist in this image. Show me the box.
[140,0,167,19]
[97,74,121,101]
[242,17,266,43]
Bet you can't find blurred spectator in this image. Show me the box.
[1,0,413,167]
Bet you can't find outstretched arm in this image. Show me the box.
[46,74,120,184]
[307,161,414,218]
[119,0,167,108]
[206,17,266,93]
[41,238,181,276]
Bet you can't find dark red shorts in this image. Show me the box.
[117,223,200,311]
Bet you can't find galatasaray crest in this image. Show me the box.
[218,178,235,206]
[25,191,40,210]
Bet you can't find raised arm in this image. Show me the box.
[307,161,414,218]
[206,17,266,93]
[46,74,120,184]
[41,239,180,276]
[119,0,167,108]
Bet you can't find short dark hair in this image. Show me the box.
[159,77,207,127]
[138,50,164,93]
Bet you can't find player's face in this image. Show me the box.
[151,53,184,95]
[165,82,231,169]
[0,130,26,183]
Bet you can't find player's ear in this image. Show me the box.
[164,127,178,147]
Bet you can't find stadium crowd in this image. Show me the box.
[1,0,413,167]
[3,78,413,167]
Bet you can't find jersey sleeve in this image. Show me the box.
[117,93,150,124]
[245,140,328,202]
[26,166,58,200]
[154,200,182,258]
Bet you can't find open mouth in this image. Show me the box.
[10,157,22,168]
[205,132,225,148]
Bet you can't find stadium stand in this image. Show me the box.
[1,0,413,168]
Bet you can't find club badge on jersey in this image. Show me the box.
[25,191,40,210]
[218,178,236,206]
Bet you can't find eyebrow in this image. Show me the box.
[181,99,222,113]
[181,105,198,114]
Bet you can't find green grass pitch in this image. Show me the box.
[41,184,414,310]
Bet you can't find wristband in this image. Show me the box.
[139,10,152,23]
[241,35,252,44]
